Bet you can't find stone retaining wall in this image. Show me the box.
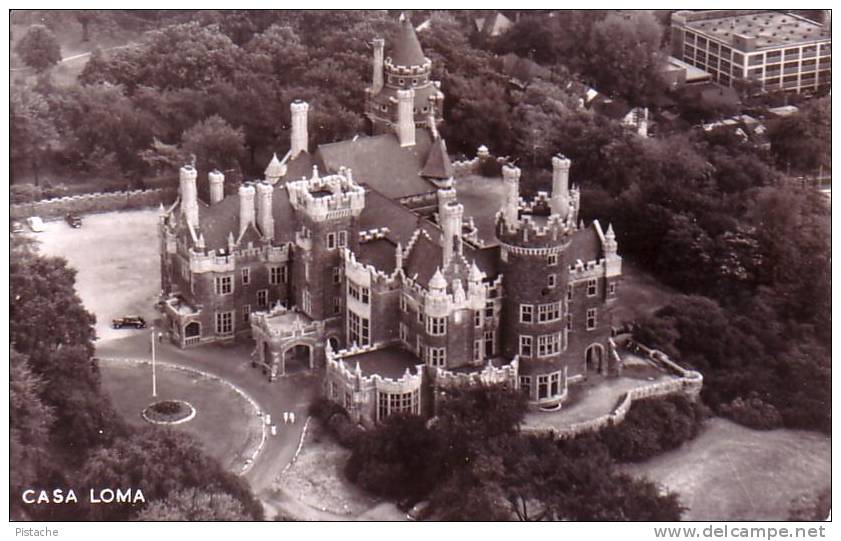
[10,187,177,220]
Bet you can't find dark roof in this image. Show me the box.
[358,238,398,275]
[358,187,425,246]
[464,244,500,280]
[404,231,443,286]
[567,223,602,264]
[315,130,437,200]
[197,197,239,251]
[348,344,421,379]
[421,137,454,179]
[283,151,315,182]
[271,187,297,243]
[390,16,427,66]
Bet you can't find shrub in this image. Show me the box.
[720,394,782,430]
[151,400,183,415]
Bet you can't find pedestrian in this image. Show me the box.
[290,411,296,424]
[283,412,289,424]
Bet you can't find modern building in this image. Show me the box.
[671,10,831,94]
[159,15,624,425]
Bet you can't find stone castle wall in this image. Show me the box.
[10,187,178,220]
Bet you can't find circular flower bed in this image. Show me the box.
[142,399,196,425]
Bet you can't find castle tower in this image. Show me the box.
[550,155,571,218]
[396,89,416,147]
[495,159,577,408]
[290,100,309,158]
[256,181,274,241]
[238,184,256,237]
[179,165,199,229]
[209,169,225,205]
[365,13,444,135]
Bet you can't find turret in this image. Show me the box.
[256,182,274,241]
[290,100,309,158]
[265,153,285,185]
[467,261,486,309]
[604,223,617,256]
[209,170,225,205]
[239,183,256,237]
[501,164,521,227]
[438,189,463,267]
[396,89,415,147]
[371,38,385,94]
[550,155,571,218]
[179,165,199,229]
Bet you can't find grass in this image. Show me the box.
[99,359,263,473]
[622,417,831,520]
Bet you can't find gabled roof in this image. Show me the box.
[197,196,239,251]
[404,230,443,286]
[567,223,602,265]
[390,14,427,66]
[282,151,314,182]
[358,237,398,275]
[421,137,454,179]
[359,187,424,246]
[315,130,437,200]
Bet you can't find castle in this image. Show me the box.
[158,15,623,425]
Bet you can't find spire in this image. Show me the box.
[265,153,285,182]
[606,223,615,239]
[469,261,484,283]
[391,13,427,66]
[422,137,455,180]
[429,267,447,290]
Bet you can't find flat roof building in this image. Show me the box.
[671,10,830,94]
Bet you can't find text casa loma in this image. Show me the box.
[22,488,146,504]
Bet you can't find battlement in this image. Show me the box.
[433,357,519,389]
[384,58,432,75]
[251,304,324,340]
[496,209,575,248]
[344,247,401,286]
[286,166,365,222]
[326,342,425,393]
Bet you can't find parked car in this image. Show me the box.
[26,216,45,232]
[112,316,147,329]
[10,220,24,233]
[65,213,82,228]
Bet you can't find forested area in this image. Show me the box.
[9,237,263,520]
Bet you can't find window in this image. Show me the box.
[473,339,483,361]
[566,313,572,331]
[537,333,562,357]
[418,308,424,323]
[327,232,336,250]
[547,274,557,288]
[550,372,561,396]
[519,335,533,357]
[399,322,407,342]
[257,289,268,307]
[241,267,251,285]
[586,308,597,330]
[428,347,446,367]
[474,310,482,328]
[348,311,370,346]
[333,296,342,315]
[608,282,616,296]
[269,266,284,285]
[377,390,419,420]
[567,284,573,301]
[587,279,597,297]
[547,253,558,266]
[485,300,494,319]
[215,311,233,335]
[302,289,312,315]
[338,230,347,248]
[537,375,550,399]
[400,295,408,312]
[304,263,309,282]
[538,302,561,323]
[484,330,495,357]
[348,282,370,304]
[519,376,531,397]
[241,305,250,324]
[332,267,342,284]
[520,304,534,323]
[427,316,446,336]
[215,275,233,295]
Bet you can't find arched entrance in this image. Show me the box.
[283,343,313,375]
[585,344,605,375]
[184,321,201,346]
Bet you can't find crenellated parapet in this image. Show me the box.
[326,342,425,393]
[433,357,519,389]
[343,247,402,287]
[250,304,324,341]
[286,166,365,222]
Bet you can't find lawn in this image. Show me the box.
[622,417,831,520]
[99,358,264,474]
[32,208,162,342]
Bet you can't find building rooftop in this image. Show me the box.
[346,344,421,379]
[666,56,712,83]
[686,11,828,50]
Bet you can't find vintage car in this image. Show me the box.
[65,213,82,228]
[26,216,45,232]
[112,315,147,329]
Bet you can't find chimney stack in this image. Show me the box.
[290,100,309,158]
[209,170,225,205]
[396,89,416,147]
[438,189,463,267]
[238,183,256,237]
[550,155,571,218]
[179,165,199,229]
[501,164,521,226]
[256,182,274,241]
[372,38,385,94]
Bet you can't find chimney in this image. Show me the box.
[179,165,199,229]
[256,182,274,241]
[550,154,571,218]
[238,183,256,237]
[290,100,309,158]
[438,189,463,267]
[372,38,385,94]
[396,89,416,147]
[208,170,225,205]
[501,164,521,226]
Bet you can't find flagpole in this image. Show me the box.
[151,327,157,398]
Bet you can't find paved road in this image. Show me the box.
[95,332,319,496]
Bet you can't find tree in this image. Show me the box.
[181,115,247,182]
[10,86,58,184]
[768,98,831,175]
[137,488,250,521]
[15,25,62,71]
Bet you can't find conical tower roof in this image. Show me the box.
[421,137,455,179]
[265,153,284,178]
[391,13,427,67]
[429,267,447,290]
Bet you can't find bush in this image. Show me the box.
[151,400,183,415]
[720,394,782,431]
[477,156,502,177]
[308,397,361,448]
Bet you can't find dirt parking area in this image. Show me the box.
[32,209,162,342]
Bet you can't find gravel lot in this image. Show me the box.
[32,209,162,341]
